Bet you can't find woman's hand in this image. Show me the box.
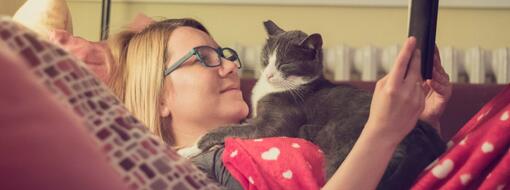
[366,36,427,144]
[323,37,433,190]
[419,47,452,134]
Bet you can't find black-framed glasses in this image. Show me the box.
[163,45,242,77]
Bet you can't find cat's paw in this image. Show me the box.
[177,144,202,158]
[197,132,228,151]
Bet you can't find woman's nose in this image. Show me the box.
[218,58,239,77]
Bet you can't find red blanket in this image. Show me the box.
[222,137,325,190]
[221,85,510,190]
[413,85,510,189]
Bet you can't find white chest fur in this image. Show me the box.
[251,52,286,117]
[251,77,286,117]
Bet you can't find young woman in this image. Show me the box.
[107,18,451,189]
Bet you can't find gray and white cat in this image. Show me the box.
[197,20,445,189]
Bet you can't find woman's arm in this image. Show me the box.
[323,37,429,190]
[322,122,401,190]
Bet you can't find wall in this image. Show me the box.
[1,1,509,49]
[0,0,25,16]
[67,1,510,49]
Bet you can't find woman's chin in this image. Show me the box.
[221,102,249,124]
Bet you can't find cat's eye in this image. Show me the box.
[277,62,291,69]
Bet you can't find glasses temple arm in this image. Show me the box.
[163,50,195,77]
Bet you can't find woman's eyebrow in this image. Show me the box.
[209,42,220,49]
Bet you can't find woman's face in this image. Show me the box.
[161,27,249,129]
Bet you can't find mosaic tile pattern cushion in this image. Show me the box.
[0,17,220,190]
[48,29,112,82]
[0,46,128,190]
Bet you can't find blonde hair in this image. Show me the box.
[107,19,209,144]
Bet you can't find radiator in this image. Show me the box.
[235,44,510,84]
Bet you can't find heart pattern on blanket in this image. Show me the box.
[501,111,509,121]
[282,170,293,179]
[230,149,238,158]
[460,174,471,185]
[481,142,495,153]
[261,147,280,161]
[431,159,454,179]
[248,176,255,184]
[460,136,469,146]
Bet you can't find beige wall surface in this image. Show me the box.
[0,0,25,16]
[2,1,510,49]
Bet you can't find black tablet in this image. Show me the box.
[408,0,439,79]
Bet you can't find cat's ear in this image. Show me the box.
[263,20,285,36]
[299,33,323,50]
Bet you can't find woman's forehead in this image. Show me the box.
[168,27,218,54]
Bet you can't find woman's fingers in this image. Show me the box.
[416,82,426,112]
[426,79,442,93]
[433,67,449,85]
[388,37,417,85]
[434,46,450,79]
[422,80,431,95]
[406,49,423,83]
[431,49,451,90]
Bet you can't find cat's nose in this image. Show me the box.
[266,73,274,80]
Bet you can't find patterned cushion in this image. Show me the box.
[49,29,113,82]
[0,44,128,190]
[0,17,219,190]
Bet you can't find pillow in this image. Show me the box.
[12,0,73,39]
[0,42,127,190]
[0,17,219,190]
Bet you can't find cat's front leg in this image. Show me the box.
[197,123,260,150]
[198,94,305,150]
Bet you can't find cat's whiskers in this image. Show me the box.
[292,82,306,103]
[293,86,306,103]
[281,81,299,103]
[283,80,305,103]
[295,88,306,103]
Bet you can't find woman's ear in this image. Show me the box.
[159,100,171,118]
[159,86,172,118]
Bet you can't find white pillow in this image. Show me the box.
[12,0,73,39]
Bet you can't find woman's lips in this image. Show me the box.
[221,88,241,93]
